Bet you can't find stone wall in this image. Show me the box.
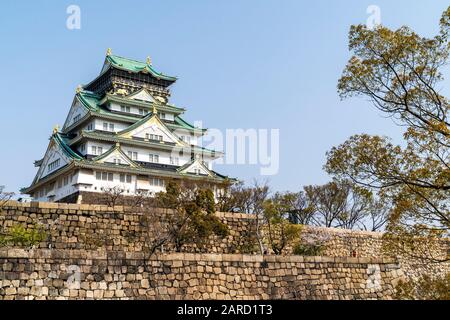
[0,201,255,253]
[0,249,403,300]
[0,201,448,282]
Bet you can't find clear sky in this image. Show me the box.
[0,0,449,195]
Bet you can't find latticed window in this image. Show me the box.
[48,159,60,172]
[120,174,131,183]
[149,177,165,187]
[149,154,159,163]
[128,151,138,160]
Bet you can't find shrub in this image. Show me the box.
[0,224,47,248]
[293,242,326,256]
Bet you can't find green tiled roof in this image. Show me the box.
[174,116,207,132]
[23,158,228,194]
[106,55,177,82]
[54,133,83,160]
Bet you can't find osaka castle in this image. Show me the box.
[23,50,228,204]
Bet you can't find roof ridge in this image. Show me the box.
[109,54,147,65]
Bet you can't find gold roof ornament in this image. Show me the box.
[147,56,152,66]
[106,48,112,56]
[53,125,60,134]
[152,105,158,116]
[76,85,83,93]
[115,142,121,148]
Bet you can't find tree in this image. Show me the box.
[327,7,450,261]
[304,181,348,228]
[303,180,384,230]
[216,179,270,254]
[156,180,229,252]
[395,274,450,300]
[102,186,125,207]
[263,192,302,255]
[139,207,171,256]
[283,191,316,225]
[0,186,14,210]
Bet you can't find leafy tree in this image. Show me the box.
[156,180,229,252]
[282,191,316,225]
[327,7,450,260]
[263,192,303,255]
[395,274,450,300]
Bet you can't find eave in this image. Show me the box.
[74,161,227,183]
[63,108,205,136]
[69,131,224,158]
[100,94,186,115]
[23,162,76,194]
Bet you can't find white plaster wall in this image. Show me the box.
[121,145,191,166]
[85,141,113,156]
[93,119,128,132]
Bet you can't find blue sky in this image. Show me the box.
[0,0,449,195]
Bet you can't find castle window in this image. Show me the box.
[109,123,115,132]
[97,171,114,181]
[181,135,191,144]
[149,178,165,187]
[87,123,94,131]
[103,122,108,131]
[120,174,132,183]
[121,106,131,113]
[73,114,81,123]
[139,108,144,115]
[128,151,138,160]
[146,134,163,142]
[48,159,60,172]
[91,146,97,155]
[149,154,159,163]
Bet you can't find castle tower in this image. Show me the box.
[23,50,228,203]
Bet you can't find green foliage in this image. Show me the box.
[395,274,450,300]
[156,180,229,252]
[330,6,450,260]
[293,242,325,256]
[0,224,47,248]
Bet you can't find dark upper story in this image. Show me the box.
[84,52,178,102]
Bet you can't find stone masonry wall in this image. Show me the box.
[0,201,448,282]
[0,249,403,300]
